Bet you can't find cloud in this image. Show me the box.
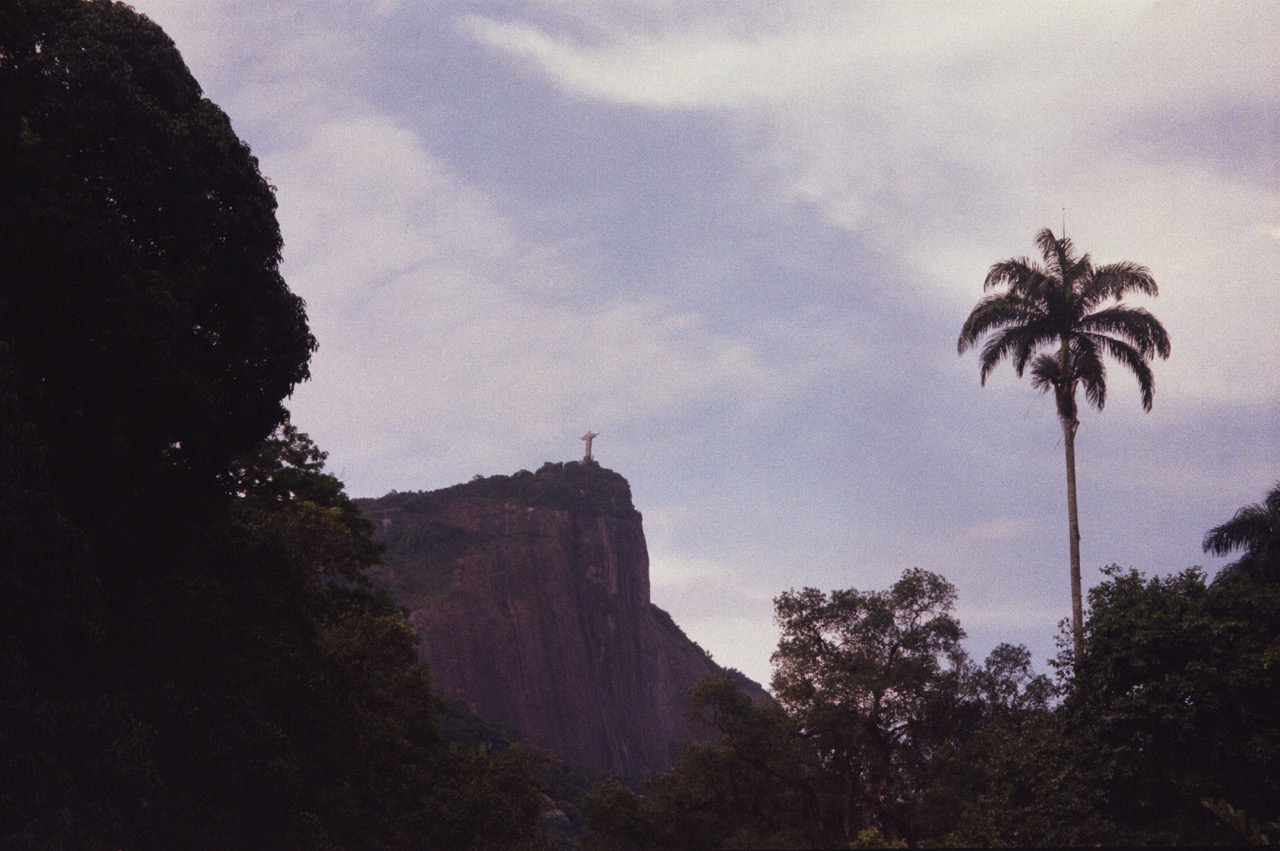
[462,4,1275,126]
[124,0,1280,682]
[460,11,845,109]
[272,110,822,492]
[134,1,847,495]
[462,3,1280,407]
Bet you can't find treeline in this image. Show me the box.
[579,532,1280,848]
[398,462,642,519]
[1,2,553,847]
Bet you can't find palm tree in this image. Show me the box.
[958,228,1171,660]
[1203,482,1280,583]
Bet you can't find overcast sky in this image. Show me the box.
[132,0,1278,686]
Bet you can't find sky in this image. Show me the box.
[130,0,1278,686]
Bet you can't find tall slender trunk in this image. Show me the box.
[1061,415,1083,660]
[1057,334,1085,662]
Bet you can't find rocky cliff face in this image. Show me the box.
[357,462,764,779]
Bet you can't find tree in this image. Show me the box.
[1203,480,1280,583]
[1059,564,1280,844]
[1,5,559,846]
[771,568,968,845]
[581,673,826,850]
[654,674,823,849]
[937,708,1115,847]
[582,570,1071,848]
[958,228,1170,659]
[2,3,316,842]
[585,572,1060,848]
[1,0,316,525]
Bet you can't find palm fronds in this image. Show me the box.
[1203,482,1280,581]
[958,228,1170,418]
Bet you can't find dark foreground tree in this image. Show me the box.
[958,228,1170,659]
[1,0,316,504]
[1203,480,1280,583]
[1062,564,1280,844]
[2,3,316,840]
[938,697,1114,847]
[1,3,552,846]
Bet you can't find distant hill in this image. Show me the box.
[356,461,767,779]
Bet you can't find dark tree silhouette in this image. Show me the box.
[1,0,316,521]
[2,4,561,845]
[1203,481,1280,582]
[958,228,1170,659]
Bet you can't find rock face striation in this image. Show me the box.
[356,462,764,779]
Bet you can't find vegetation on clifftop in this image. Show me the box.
[356,462,643,604]
[368,461,641,520]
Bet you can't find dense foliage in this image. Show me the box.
[1062,564,1280,844]
[1,2,551,847]
[366,461,641,520]
[584,556,1280,848]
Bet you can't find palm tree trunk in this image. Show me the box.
[1061,415,1084,660]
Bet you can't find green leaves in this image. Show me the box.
[1,5,553,847]
[586,571,1068,848]
[1060,565,1280,843]
[588,555,1280,847]
[769,570,970,843]
[772,568,963,717]
[1,0,316,509]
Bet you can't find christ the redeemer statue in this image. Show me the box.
[580,431,598,463]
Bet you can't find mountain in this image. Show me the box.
[356,461,767,779]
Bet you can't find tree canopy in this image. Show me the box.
[1,3,553,846]
[771,569,968,843]
[1,0,315,516]
[1064,564,1280,844]
[957,228,1170,419]
[584,550,1280,848]
[583,569,1057,848]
